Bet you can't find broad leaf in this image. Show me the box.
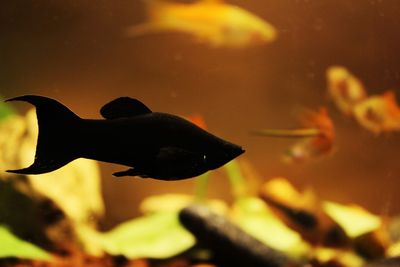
[93,212,195,259]
[323,201,381,238]
[231,197,310,259]
[0,225,51,260]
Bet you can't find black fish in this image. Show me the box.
[5,95,244,180]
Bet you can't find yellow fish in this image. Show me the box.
[353,91,400,134]
[128,0,277,48]
[326,66,367,116]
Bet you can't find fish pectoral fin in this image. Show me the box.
[100,97,152,119]
[113,168,148,177]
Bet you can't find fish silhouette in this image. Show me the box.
[5,95,244,180]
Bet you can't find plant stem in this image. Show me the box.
[224,160,247,200]
[194,173,210,202]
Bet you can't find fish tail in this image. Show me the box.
[125,0,170,37]
[5,95,80,175]
[125,23,164,37]
[143,0,169,19]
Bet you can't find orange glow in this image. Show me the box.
[186,113,207,130]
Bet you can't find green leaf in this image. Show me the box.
[0,98,14,120]
[95,212,195,259]
[0,225,51,260]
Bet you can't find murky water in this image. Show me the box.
[1,0,400,229]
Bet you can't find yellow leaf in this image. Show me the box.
[231,197,310,259]
[323,201,381,238]
[140,193,228,215]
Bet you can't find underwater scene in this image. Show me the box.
[1,0,400,266]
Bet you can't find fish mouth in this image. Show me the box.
[229,143,245,157]
[235,147,246,158]
[231,146,245,160]
[207,144,245,170]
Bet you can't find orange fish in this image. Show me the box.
[326,66,367,116]
[284,108,335,163]
[186,113,207,130]
[353,91,400,134]
[253,108,335,163]
[127,0,277,48]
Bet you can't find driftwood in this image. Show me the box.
[363,257,400,267]
[179,205,297,267]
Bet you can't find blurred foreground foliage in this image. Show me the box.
[0,100,13,120]
[1,99,400,267]
[0,99,105,259]
[0,225,51,260]
[83,212,195,259]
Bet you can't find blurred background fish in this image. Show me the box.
[327,66,367,116]
[327,66,400,134]
[127,0,277,48]
[284,108,335,163]
[353,91,400,135]
[252,108,335,163]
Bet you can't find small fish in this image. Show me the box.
[326,66,367,116]
[253,108,334,163]
[127,0,277,48]
[353,91,400,134]
[327,66,400,134]
[5,95,244,180]
[284,108,335,163]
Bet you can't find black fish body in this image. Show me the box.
[6,95,244,180]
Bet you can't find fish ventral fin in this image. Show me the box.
[100,97,152,119]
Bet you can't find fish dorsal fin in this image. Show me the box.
[100,97,152,119]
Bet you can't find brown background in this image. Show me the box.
[1,0,400,229]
